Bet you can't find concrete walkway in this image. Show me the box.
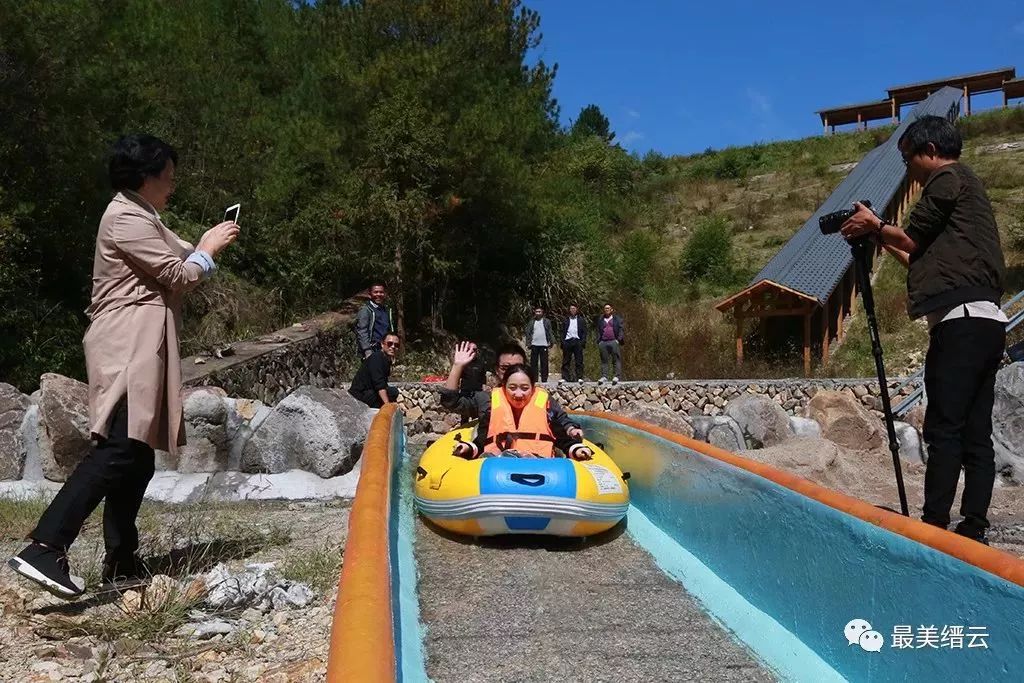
[415,518,775,682]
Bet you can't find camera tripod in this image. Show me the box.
[849,237,909,516]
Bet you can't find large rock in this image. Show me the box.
[240,387,373,478]
[36,374,91,481]
[893,421,925,465]
[0,384,31,480]
[620,402,695,439]
[993,363,1024,482]
[806,390,885,451]
[724,394,793,449]
[789,416,822,439]
[178,387,229,473]
[690,415,745,452]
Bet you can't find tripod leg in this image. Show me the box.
[852,241,909,516]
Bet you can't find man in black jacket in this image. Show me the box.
[560,304,588,383]
[349,333,400,408]
[841,115,1007,544]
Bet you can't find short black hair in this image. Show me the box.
[897,115,962,160]
[108,134,178,191]
[501,362,537,385]
[369,282,387,290]
[496,342,527,362]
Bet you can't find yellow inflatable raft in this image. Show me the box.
[414,427,630,537]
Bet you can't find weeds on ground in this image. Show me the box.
[24,501,293,645]
[0,495,51,540]
[280,543,342,594]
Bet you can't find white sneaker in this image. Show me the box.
[578,378,584,385]
[598,377,607,384]
[612,376,619,384]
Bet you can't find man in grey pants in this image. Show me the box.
[595,303,624,383]
[524,306,554,382]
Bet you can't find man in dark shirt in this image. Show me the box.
[349,333,400,408]
[355,283,395,358]
[840,115,1006,544]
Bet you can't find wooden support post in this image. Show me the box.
[835,287,845,340]
[803,311,812,377]
[735,314,744,367]
[821,303,830,366]
[964,85,971,116]
[823,116,829,135]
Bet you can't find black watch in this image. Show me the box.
[875,218,888,233]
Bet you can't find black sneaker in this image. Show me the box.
[953,522,989,546]
[7,543,85,599]
[100,554,151,591]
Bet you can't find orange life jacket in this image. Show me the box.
[484,387,555,457]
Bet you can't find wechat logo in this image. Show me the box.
[845,618,884,652]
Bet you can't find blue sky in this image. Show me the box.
[525,0,1024,156]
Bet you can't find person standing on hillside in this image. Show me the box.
[840,115,1006,545]
[349,332,401,408]
[560,304,588,384]
[8,134,239,598]
[596,304,625,384]
[355,282,395,358]
[524,306,554,383]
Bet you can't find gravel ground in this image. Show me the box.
[415,517,774,682]
[0,500,348,682]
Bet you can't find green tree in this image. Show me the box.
[571,104,615,142]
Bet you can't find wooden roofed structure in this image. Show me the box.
[1005,78,1024,106]
[719,88,963,375]
[818,67,1017,134]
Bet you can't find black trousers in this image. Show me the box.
[530,345,550,382]
[351,386,399,409]
[31,400,155,562]
[561,340,584,381]
[921,317,1005,535]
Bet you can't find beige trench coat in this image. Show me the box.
[84,192,205,453]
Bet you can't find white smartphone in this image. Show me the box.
[224,203,241,225]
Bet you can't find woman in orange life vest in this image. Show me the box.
[453,364,593,460]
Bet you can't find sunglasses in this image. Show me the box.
[383,341,399,348]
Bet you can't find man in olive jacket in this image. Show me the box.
[841,115,1006,544]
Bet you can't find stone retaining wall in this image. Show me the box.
[182,310,361,405]
[177,303,921,438]
[395,378,921,436]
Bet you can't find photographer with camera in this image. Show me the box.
[840,115,1006,544]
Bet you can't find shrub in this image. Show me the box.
[679,214,737,285]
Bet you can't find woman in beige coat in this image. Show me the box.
[8,134,238,598]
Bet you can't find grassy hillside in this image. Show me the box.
[606,106,1024,380]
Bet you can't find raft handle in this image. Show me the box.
[416,466,427,481]
[510,473,546,487]
[622,472,631,481]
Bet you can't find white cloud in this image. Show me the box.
[625,108,641,119]
[620,130,645,145]
[746,87,773,116]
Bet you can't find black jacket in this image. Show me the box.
[905,163,1005,319]
[349,350,392,397]
[463,395,585,458]
[560,315,588,346]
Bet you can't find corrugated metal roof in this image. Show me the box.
[746,87,963,304]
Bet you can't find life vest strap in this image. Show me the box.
[484,432,556,446]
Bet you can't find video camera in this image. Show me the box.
[819,200,875,235]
